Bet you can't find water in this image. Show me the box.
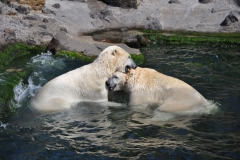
[0,45,240,159]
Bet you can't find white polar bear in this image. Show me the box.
[106,67,214,115]
[31,46,137,111]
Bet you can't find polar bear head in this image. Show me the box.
[96,46,137,73]
[105,68,141,92]
[105,71,127,91]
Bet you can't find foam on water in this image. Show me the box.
[12,52,67,108]
[0,122,7,129]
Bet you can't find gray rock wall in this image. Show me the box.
[0,0,240,52]
[106,0,240,32]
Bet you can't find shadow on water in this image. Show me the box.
[0,45,240,159]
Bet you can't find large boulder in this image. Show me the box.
[220,10,240,26]
[47,31,140,56]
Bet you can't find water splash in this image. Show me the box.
[13,77,42,108]
[0,122,7,129]
[12,52,67,108]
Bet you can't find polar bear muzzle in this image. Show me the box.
[105,80,116,91]
[125,57,137,73]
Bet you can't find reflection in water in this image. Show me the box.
[0,45,240,159]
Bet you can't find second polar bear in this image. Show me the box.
[106,67,214,115]
[31,46,137,112]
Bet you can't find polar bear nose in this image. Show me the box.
[105,81,110,87]
[133,64,137,69]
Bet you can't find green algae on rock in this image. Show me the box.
[0,43,46,70]
[0,71,28,122]
[58,50,95,63]
[58,50,145,66]
[131,53,145,66]
[142,30,240,48]
[0,43,46,122]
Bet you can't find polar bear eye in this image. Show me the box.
[113,75,118,79]
[112,50,117,56]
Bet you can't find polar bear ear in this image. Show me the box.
[112,50,117,56]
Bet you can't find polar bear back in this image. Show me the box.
[125,67,207,112]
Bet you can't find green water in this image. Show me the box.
[0,45,239,159]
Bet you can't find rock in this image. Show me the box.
[100,9,111,22]
[48,18,57,23]
[0,2,4,9]
[18,0,45,10]
[8,2,31,14]
[220,10,240,26]
[91,19,104,28]
[60,27,68,33]
[17,4,31,14]
[39,24,47,29]
[20,20,32,27]
[47,31,140,56]
[100,0,139,9]
[168,0,181,4]
[199,0,213,4]
[234,0,240,7]
[90,14,101,19]
[0,6,17,15]
[120,28,128,32]
[42,6,56,15]
[68,0,87,2]
[27,39,36,45]
[39,32,53,37]
[4,28,16,43]
[52,3,60,9]
[24,15,38,20]
[43,18,49,23]
[4,28,14,35]
[136,35,150,45]
[145,19,162,31]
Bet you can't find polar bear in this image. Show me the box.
[31,46,137,111]
[106,67,213,115]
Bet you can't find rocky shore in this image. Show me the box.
[0,0,240,56]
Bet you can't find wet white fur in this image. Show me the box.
[108,67,213,115]
[31,46,135,112]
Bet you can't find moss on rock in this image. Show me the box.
[0,71,28,122]
[58,49,145,66]
[131,53,145,66]
[0,43,46,70]
[142,30,240,48]
[0,43,46,122]
[58,50,95,63]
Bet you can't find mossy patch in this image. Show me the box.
[131,53,145,66]
[58,50,145,66]
[0,71,29,122]
[0,43,45,122]
[58,50,95,63]
[0,43,46,70]
[142,30,240,48]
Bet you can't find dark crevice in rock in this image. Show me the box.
[99,0,139,9]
